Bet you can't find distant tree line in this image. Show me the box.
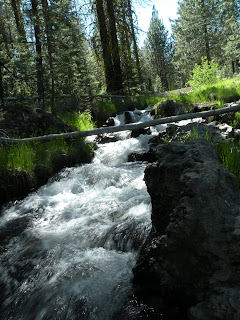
[0,0,239,112]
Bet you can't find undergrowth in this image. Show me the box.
[214,141,240,185]
[166,76,240,107]
[59,110,95,131]
[0,137,93,173]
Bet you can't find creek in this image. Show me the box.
[0,108,169,320]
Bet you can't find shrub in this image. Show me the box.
[187,57,221,89]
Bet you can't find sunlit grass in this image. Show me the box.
[59,110,95,131]
[0,109,95,174]
[0,143,34,171]
[214,141,240,185]
[166,76,240,106]
[233,112,240,128]
[0,137,93,173]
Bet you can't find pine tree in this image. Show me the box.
[219,0,240,75]
[143,6,171,91]
[31,0,45,108]
[172,0,238,86]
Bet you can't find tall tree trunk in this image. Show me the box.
[96,0,115,93]
[0,63,4,109]
[0,9,11,58]
[105,0,123,93]
[10,0,27,42]
[232,60,235,74]
[201,0,211,62]
[158,56,169,91]
[3,0,14,51]
[31,0,45,109]
[119,1,133,91]
[126,0,142,83]
[41,0,55,114]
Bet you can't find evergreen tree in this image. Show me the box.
[143,6,172,91]
[219,0,240,75]
[172,0,239,86]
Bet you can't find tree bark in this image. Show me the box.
[105,0,123,93]
[2,104,240,144]
[0,63,4,108]
[96,0,115,93]
[126,0,142,83]
[201,0,211,62]
[10,0,27,42]
[119,1,133,92]
[31,0,45,109]
[0,6,11,56]
[41,0,55,114]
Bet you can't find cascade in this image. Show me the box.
[0,108,165,320]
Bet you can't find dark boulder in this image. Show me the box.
[151,99,186,118]
[96,134,118,144]
[128,152,158,163]
[133,138,240,320]
[105,117,115,127]
[131,128,151,138]
[124,111,136,124]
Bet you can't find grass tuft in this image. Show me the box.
[214,141,240,185]
[59,110,95,131]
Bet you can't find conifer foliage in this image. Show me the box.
[172,0,240,86]
[0,0,239,110]
[142,6,173,92]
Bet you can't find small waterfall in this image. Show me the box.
[0,108,164,319]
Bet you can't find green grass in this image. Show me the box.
[0,110,95,175]
[59,110,95,131]
[214,141,240,185]
[167,77,240,106]
[233,112,240,128]
[0,137,93,173]
[0,143,34,171]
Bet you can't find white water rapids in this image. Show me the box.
[0,109,169,320]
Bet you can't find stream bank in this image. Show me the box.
[0,109,94,208]
[1,104,240,319]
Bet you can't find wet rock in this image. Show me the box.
[106,117,115,127]
[192,102,215,113]
[128,152,158,163]
[154,122,233,144]
[133,138,240,319]
[124,111,136,124]
[131,128,151,138]
[96,134,118,144]
[151,99,186,118]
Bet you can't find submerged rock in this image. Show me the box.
[133,138,240,319]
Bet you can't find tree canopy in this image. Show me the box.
[0,0,239,112]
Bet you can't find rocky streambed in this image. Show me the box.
[1,101,240,319]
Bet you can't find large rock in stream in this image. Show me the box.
[133,138,240,320]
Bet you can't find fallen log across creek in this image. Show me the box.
[1,104,240,144]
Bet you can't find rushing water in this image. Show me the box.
[0,109,166,320]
